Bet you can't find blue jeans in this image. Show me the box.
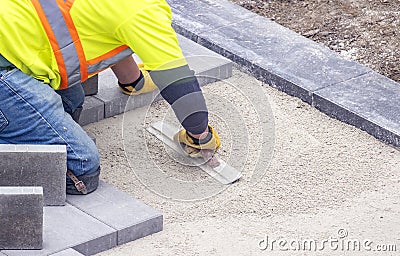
[0,68,100,182]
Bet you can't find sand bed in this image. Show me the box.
[87,67,400,255]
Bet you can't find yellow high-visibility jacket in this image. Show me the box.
[0,0,187,89]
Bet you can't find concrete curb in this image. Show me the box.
[168,0,400,148]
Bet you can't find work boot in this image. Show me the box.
[66,167,100,195]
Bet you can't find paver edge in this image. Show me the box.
[170,0,400,149]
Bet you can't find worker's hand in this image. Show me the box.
[173,125,221,158]
[118,64,158,96]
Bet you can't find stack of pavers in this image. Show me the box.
[0,144,163,256]
[0,35,232,256]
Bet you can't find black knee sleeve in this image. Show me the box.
[150,65,209,134]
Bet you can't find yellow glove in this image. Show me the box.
[173,124,221,157]
[118,63,158,96]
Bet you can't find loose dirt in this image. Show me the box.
[231,0,400,83]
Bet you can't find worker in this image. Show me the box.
[0,0,220,195]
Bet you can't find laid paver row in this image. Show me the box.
[78,34,233,126]
[167,0,400,148]
[0,181,162,256]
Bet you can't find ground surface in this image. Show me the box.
[231,0,400,83]
[89,67,400,255]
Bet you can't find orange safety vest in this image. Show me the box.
[30,0,133,89]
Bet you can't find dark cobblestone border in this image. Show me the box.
[168,0,400,148]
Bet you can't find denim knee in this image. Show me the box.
[66,133,100,177]
[66,139,100,185]
[79,138,100,175]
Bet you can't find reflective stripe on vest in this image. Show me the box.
[30,0,133,89]
[87,45,133,74]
